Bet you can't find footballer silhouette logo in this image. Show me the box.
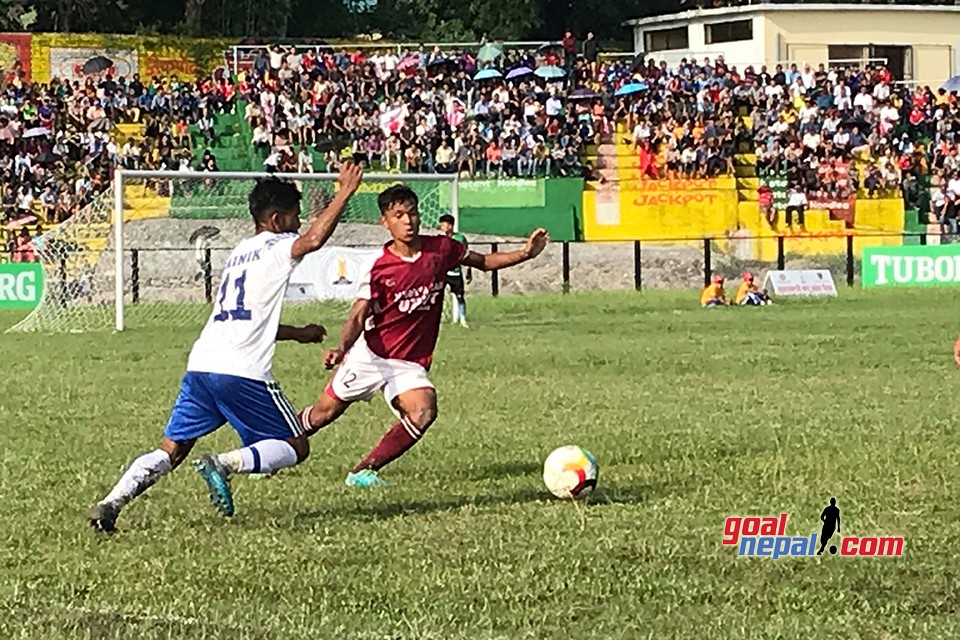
[816,497,841,555]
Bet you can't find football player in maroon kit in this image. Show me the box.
[298,184,549,487]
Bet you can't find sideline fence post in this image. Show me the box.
[703,238,712,287]
[633,240,642,290]
[491,242,499,297]
[203,248,213,304]
[845,235,855,287]
[561,242,570,294]
[131,249,140,304]
[58,257,67,308]
[777,235,785,271]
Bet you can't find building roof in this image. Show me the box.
[624,3,960,28]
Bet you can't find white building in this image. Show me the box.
[624,3,960,83]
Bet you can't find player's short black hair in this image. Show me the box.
[378,184,418,215]
[438,214,455,225]
[248,178,302,222]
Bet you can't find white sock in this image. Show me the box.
[217,439,298,475]
[458,298,467,323]
[451,296,460,323]
[102,449,173,507]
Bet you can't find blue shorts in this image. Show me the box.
[163,372,304,447]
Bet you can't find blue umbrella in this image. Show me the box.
[943,75,960,92]
[534,65,565,80]
[506,66,533,80]
[615,82,648,96]
[474,68,503,81]
[477,43,503,63]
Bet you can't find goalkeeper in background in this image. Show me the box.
[439,214,469,327]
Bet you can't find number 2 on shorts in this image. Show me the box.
[341,371,357,388]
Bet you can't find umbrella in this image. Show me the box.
[82,55,113,75]
[841,118,872,131]
[473,68,502,81]
[426,57,459,75]
[397,55,420,74]
[615,82,648,96]
[534,65,565,80]
[477,43,503,63]
[34,151,62,165]
[23,126,51,138]
[569,88,601,100]
[943,75,960,92]
[6,214,36,229]
[188,225,221,244]
[538,42,564,53]
[506,66,533,80]
[88,117,114,133]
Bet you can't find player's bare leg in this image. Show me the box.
[300,390,351,437]
[347,387,438,487]
[89,437,194,533]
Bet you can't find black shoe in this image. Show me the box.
[89,502,120,534]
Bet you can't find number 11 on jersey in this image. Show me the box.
[213,270,252,322]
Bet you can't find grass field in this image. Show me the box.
[2,289,959,639]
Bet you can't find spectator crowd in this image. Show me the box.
[5,28,960,261]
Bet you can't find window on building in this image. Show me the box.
[644,27,689,52]
[828,45,866,68]
[705,19,753,44]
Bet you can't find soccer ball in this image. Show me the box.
[543,445,599,499]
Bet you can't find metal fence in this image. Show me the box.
[90,232,927,306]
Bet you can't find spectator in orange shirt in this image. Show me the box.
[700,274,728,307]
[12,228,34,263]
[735,272,771,306]
[485,140,502,177]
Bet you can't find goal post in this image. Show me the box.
[7,170,459,334]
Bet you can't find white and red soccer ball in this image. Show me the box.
[543,445,598,499]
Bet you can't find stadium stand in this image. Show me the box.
[3,36,955,261]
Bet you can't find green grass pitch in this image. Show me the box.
[1,289,958,639]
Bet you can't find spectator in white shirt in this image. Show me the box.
[785,186,808,229]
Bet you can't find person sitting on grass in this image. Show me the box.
[735,271,772,306]
[700,274,728,308]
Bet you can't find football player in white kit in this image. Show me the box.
[89,163,363,533]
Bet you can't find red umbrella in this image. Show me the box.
[398,55,420,76]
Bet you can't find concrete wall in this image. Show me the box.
[631,5,960,82]
[636,16,765,67]
[765,10,958,81]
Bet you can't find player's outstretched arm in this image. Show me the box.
[278,323,326,343]
[290,163,363,259]
[460,228,550,272]
[323,299,371,369]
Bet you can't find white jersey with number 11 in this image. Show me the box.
[186,231,301,382]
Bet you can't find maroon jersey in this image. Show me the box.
[358,235,467,369]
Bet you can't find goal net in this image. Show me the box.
[8,171,458,333]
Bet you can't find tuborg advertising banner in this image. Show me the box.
[0,263,43,309]
[862,245,960,288]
